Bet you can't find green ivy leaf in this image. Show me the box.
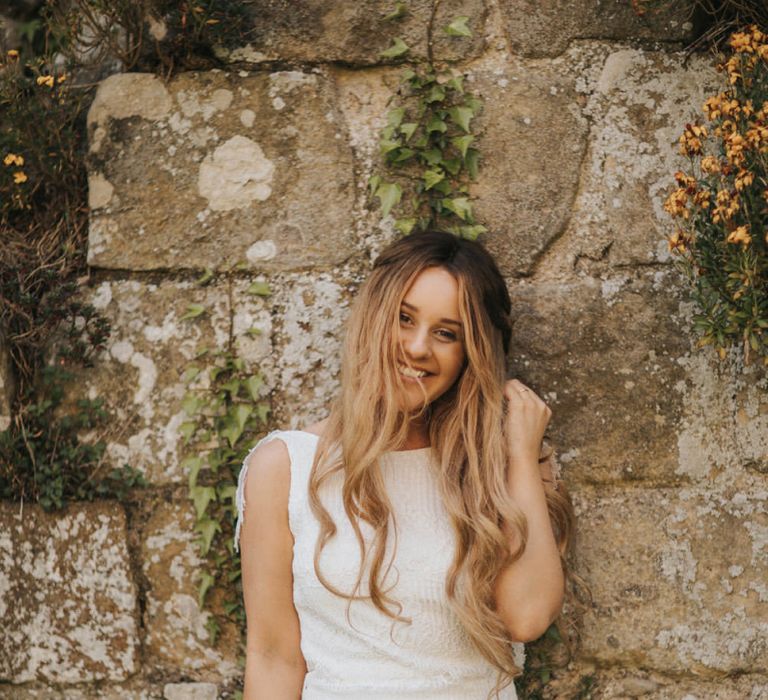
[399,122,418,141]
[182,392,203,416]
[247,281,271,296]
[442,197,472,221]
[423,169,445,190]
[218,483,236,503]
[184,456,204,490]
[465,149,480,179]
[231,404,253,432]
[180,421,197,442]
[192,485,217,520]
[195,517,221,556]
[196,268,214,286]
[464,95,483,114]
[383,2,408,20]
[221,378,241,396]
[445,16,472,37]
[183,366,200,383]
[452,134,474,158]
[459,224,486,240]
[391,147,416,163]
[219,416,243,448]
[387,107,406,127]
[449,106,473,133]
[197,570,215,608]
[380,138,401,156]
[380,37,409,59]
[180,304,206,321]
[375,182,403,218]
[395,218,417,235]
[445,75,464,93]
[426,116,447,133]
[245,374,264,401]
[368,174,381,195]
[425,85,446,103]
[442,158,461,176]
[421,148,443,166]
[256,402,271,423]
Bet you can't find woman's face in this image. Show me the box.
[396,266,466,412]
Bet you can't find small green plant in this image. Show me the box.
[664,25,768,366]
[179,277,271,643]
[371,14,485,239]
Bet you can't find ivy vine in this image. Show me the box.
[179,273,271,645]
[371,12,485,239]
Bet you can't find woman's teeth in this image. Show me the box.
[398,363,429,378]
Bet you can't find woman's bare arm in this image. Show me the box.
[492,380,565,643]
[240,438,307,699]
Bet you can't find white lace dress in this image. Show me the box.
[235,429,522,699]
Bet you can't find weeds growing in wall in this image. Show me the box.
[665,25,768,366]
[0,20,147,508]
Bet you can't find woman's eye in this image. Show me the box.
[437,329,457,341]
[399,312,411,324]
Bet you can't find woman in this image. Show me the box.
[235,231,574,699]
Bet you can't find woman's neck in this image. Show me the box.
[401,418,430,449]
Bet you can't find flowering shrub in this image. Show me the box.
[665,25,768,365]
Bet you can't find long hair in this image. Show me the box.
[307,231,576,695]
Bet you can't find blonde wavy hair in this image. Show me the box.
[308,231,575,696]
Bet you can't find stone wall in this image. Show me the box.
[2,2,768,698]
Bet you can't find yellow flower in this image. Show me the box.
[57,74,67,84]
[674,170,697,191]
[3,153,24,167]
[746,123,768,149]
[6,49,19,59]
[726,225,751,246]
[668,229,689,253]
[730,32,754,53]
[36,75,55,88]
[734,170,754,191]
[13,171,27,184]
[724,132,747,166]
[703,94,724,121]
[693,190,711,209]
[664,188,689,219]
[701,156,721,174]
[713,189,740,223]
[679,123,707,156]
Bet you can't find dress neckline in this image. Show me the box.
[290,429,432,455]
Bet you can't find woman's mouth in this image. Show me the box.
[398,362,432,380]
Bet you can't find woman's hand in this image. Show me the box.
[503,379,552,465]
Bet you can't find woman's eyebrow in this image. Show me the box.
[401,300,463,328]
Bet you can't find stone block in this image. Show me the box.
[499,0,695,58]
[163,683,218,700]
[0,502,139,683]
[142,501,239,679]
[508,271,689,483]
[469,54,589,277]
[533,665,768,699]
[3,680,165,699]
[87,71,356,271]
[574,473,768,674]
[213,0,486,66]
[74,278,271,485]
[540,46,720,277]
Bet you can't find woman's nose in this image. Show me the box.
[403,328,431,358]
